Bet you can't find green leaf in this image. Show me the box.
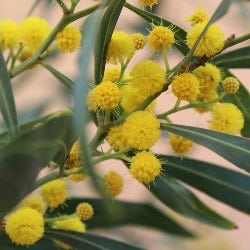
[211,46,250,68]
[0,109,75,219]
[124,2,189,55]
[150,174,236,229]
[161,155,250,215]
[209,0,233,23]
[161,123,250,172]
[0,49,19,138]
[41,61,74,90]
[48,198,193,237]
[46,230,145,250]
[94,0,126,83]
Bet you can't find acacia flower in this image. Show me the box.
[170,134,193,154]
[104,170,124,197]
[76,202,94,221]
[52,217,86,233]
[131,33,146,50]
[195,90,218,113]
[185,6,209,26]
[19,195,45,214]
[103,66,121,82]
[222,77,240,94]
[5,208,44,246]
[138,0,158,7]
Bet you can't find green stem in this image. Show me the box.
[10,44,24,71]
[55,0,69,14]
[117,59,130,86]
[162,49,170,74]
[224,32,250,50]
[89,127,106,150]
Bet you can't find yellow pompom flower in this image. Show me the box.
[103,67,121,82]
[195,90,218,113]
[148,26,175,52]
[171,73,200,102]
[169,134,193,154]
[104,170,124,197]
[138,0,158,7]
[222,77,240,94]
[129,151,161,184]
[66,140,86,182]
[193,63,221,94]
[87,80,121,111]
[20,16,50,51]
[186,22,225,57]
[130,60,166,96]
[131,33,146,50]
[76,202,94,221]
[122,111,160,150]
[56,25,81,53]
[5,208,44,246]
[0,20,20,50]
[185,6,209,26]
[19,195,45,214]
[52,217,86,233]
[40,179,67,208]
[106,31,135,64]
[208,103,244,135]
[106,124,128,151]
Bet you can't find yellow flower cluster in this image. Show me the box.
[76,202,94,221]
[222,77,240,94]
[0,20,19,50]
[138,0,158,7]
[185,6,209,26]
[170,134,193,154]
[52,217,86,233]
[104,170,124,197]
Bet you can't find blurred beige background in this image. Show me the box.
[1,0,250,249]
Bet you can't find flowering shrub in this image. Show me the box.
[0,0,250,249]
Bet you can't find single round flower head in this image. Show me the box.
[122,111,160,150]
[20,16,50,51]
[208,103,244,135]
[148,26,175,52]
[52,217,86,233]
[130,60,166,96]
[40,179,67,208]
[169,134,193,154]
[129,151,161,184]
[195,90,218,113]
[66,140,86,182]
[222,77,240,94]
[193,63,221,94]
[103,67,121,82]
[5,207,44,246]
[106,31,135,64]
[186,22,225,57]
[19,195,45,214]
[106,124,128,151]
[138,0,158,7]
[131,33,146,50]
[171,72,200,102]
[56,24,81,53]
[0,20,20,50]
[185,6,209,26]
[76,202,94,221]
[104,170,124,197]
[87,80,121,111]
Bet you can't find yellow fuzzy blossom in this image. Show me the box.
[104,170,124,197]
[106,124,128,150]
[208,103,244,135]
[195,90,218,113]
[171,73,200,102]
[20,16,50,51]
[222,77,240,94]
[5,208,44,246]
[106,31,135,64]
[193,63,221,94]
[131,33,146,50]
[148,26,175,52]
[66,140,86,182]
[120,85,156,113]
[19,196,45,214]
[170,134,193,154]
[138,0,158,7]
[103,67,121,82]
[76,202,94,221]
[129,151,161,184]
[56,25,81,53]
[0,20,20,50]
[40,179,67,208]
[185,6,209,26]
[87,81,121,111]
[122,111,160,150]
[52,217,86,233]
[186,22,225,57]
[130,60,166,96]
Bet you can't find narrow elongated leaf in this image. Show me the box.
[162,123,250,172]
[94,0,126,83]
[209,0,233,23]
[161,155,250,215]
[46,230,145,250]
[48,198,193,237]
[0,49,19,138]
[212,46,250,68]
